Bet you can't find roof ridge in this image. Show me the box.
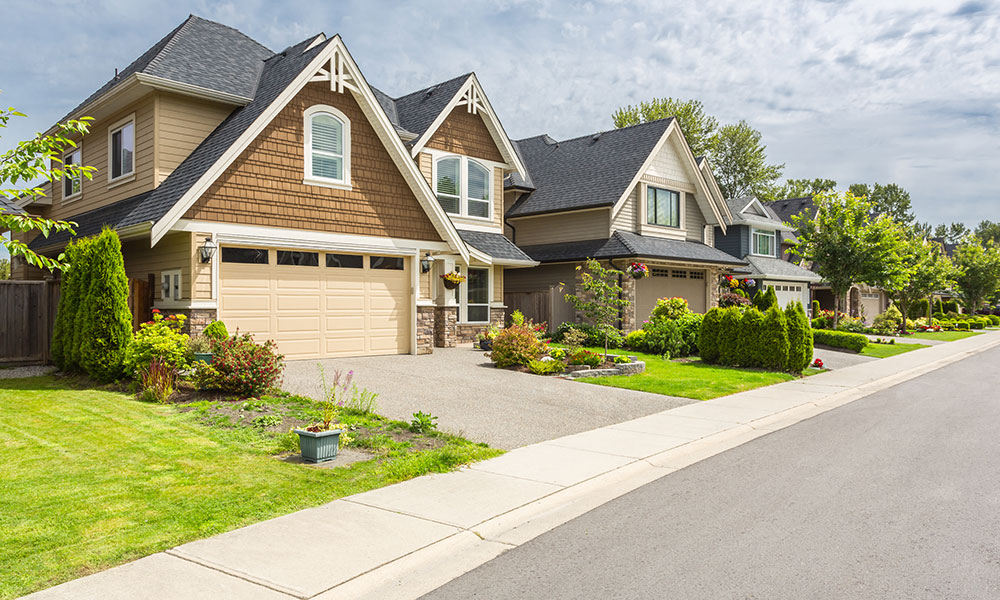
[391,72,473,101]
[515,117,674,146]
[190,14,273,54]
[144,15,197,74]
[612,230,638,254]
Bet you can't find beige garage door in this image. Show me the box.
[219,247,410,360]
[636,267,707,322]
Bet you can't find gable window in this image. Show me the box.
[647,187,680,228]
[434,155,492,219]
[304,105,351,189]
[161,269,181,301]
[752,228,776,257]
[109,118,134,182]
[63,147,82,200]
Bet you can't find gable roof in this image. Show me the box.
[725,196,795,232]
[0,195,26,215]
[507,119,673,218]
[765,196,817,227]
[517,230,746,267]
[57,15,272,124]
[374,73,472,143]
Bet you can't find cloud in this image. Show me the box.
[1,0,997,228]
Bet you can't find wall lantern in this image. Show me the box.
[420,252,433,273]
[199,237,217,263]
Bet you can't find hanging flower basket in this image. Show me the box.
[441,271,466,290]
[625,262,650,279]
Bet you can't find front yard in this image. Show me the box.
[906,330,984,342]
[0,377,499,600]
[859,342,929,358]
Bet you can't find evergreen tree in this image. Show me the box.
[50,241,82,369]
[740,308,766,367]
[78,229,132,382]
[699,308,723,363]
[762,306,790,371]
[784,301,812,372]
[68,237,96,371]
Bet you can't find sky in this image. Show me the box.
[1,0,998,244]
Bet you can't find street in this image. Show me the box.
[422,345,1000,599]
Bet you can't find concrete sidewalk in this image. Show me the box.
[24,331,1000,600]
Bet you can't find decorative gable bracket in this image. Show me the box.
[455,85,485,114]
[310,48,359,94]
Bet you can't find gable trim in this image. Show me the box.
[408,74,527,179]
[150,36,469,262]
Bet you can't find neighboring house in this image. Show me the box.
[766,196,889,321]
[11,15,536,359]
[714,197,821,309]
[503,119,746,331]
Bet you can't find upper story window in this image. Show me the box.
[63,147,82,200]
[647,186,680,228]
[752,228,776,257]
[304,105,351,189]
[435,155,492,219]
[108,116,135,182]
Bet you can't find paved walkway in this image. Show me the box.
[811,346,877,370]
[282,345,693,449]
[24,332,1000,600]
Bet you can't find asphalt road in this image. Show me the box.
[422,345,1000,600]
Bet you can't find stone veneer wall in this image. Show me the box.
[455,307,506,344]
[434,306,457,348]
[416,306,435,354]
[157,308,217,336]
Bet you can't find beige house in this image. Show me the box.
[503,120,746,330]
[12,16,536,359]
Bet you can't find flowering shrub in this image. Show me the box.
[547,346,567,361]
[719,292,751,308]
[489,324,543,368]
[568,348,602,367]
[651,297,690,321]
[193,333,284,397]
[125,310,190,376]
[625,262,649,279]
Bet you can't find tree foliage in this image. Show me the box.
[0,257,8,280]
[848,182,914,225]
[880,235,954,333]
[952,239,1000,313]
[774,178,837,200]
[1,105,94,271]
[564,258,630,356]
[934,222,970,244]
[974,220,1000,246]
[611,97,718,157]
[77,229,132,382]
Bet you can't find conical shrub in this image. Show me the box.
[78,229,132,382]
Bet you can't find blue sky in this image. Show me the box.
[1,0,998,250]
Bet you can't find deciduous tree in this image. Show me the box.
[775,178,837,200]
[952,239,1000,313]
[881,235,954,333]
[848,182,914,225]
[564,258,631,357]
[611,98,718,157]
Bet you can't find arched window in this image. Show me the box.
[436,157,461,214]
[467,160,490,218]
[434,155,492,219]
[304,105,351,188]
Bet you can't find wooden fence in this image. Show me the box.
[504,291,551,328]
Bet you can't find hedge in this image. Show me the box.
[77,229,132,382]
[812,329,868,353]
[785,301,813,372]
[753,287,778,312]
[761,306,790,371]
[51,241,85,370]
[739,308,766,366]
[718,306,743,365]
[698,308,724,363]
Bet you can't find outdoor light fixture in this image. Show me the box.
[420,252,433,273]
[199,237,217,263]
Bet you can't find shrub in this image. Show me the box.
[568,348,603,367]
[125,311,190,376]
[908,298,930,319]
[811,299,821,317]
[551,322,623,348]
[613,355,632,364]
[970,319,985,330]
[675,312,703,357]
[934,298,944,314]
[193,333,284,397]
[650,297,690,321]
[138,358,176,404]
[719,292,751,308]
[990,315,1000,327]
[761,306,790,371]
[871,304,902,335]
[956,321,970,331]
[813,329,868,353]
[78,229,132,382]
[942,299,959,314]
[739,308,767,367]
[624,329,647,350]
[752,287,777,312]
[528,359,565,375]
[718,307,744,365]
[68,236,97,371]
[642,318,682,357]
[202,320,229,341]
[547,346,567,361]
[836,316,868,333]
[699,308,724,363]
[785,301,813,373]
[489,324,543,368]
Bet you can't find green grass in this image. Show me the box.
[859,342,928,358]
[565,347,802,400]
[905,330,983,342]
[0,377,500,599]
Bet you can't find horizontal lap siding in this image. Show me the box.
[612,187,638,233]
[494,267,503,303]
[513,210,609,246]
[192,232,213,300]
[183,82,442,242]
[157,93,233,184]
[122,231,192,300]
[685,193,707,241]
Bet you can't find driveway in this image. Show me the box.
[282,345,694,449]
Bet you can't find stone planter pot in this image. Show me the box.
[192,352,213,364]
[294,429,342,463]
[478,339,493,351]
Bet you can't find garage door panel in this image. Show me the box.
[222,294,271,312]
[275,315,322,332]
[326,294,365,311]
[227,316,271,337]
[326,315,366,330]
[275,294,322,311]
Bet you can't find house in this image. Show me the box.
[766,196,889,321]
[503,119,746,331]
[714,197,821,309]
[10,15,537,359]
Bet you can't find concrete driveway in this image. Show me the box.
[282,345,694,449]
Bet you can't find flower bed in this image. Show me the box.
[565,355,645,378]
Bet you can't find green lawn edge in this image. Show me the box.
[859,342,928,358]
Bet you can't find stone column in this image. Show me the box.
[416,305,435,354]
[433,306,457,348]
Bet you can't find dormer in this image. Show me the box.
[715,196,797,260]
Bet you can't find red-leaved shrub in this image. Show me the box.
[194,332,284,397]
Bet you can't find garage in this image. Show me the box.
[635,267,707,321]
[762,280,809,310]
[219,246,411,359]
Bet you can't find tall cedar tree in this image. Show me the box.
[699,307,724,363]
[68,237,97,371]
[50,241,83,369]
[740,308,767,367]
[784,301,813,372]
[718,307,743,366]
[761,306,790,371]
[78,229,132,382]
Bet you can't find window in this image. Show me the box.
[161,269,181,301]
[651,268,670,277]
[109,119,134,181]
[647,187,680,228]
[434,156,492,219]
[752,228,776,257]
[63,148,82,200]
[304,105,351,188]
[466,267,490,322]
[671,270,687,278]
[277,250,319,266]
[370,256,405,270]
[326,253,363,269]
[221,247,268,264]
[689,271,705,280]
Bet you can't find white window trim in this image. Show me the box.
[161,268,182,301]
[751,227,776,257]
[457,264,492,323]
[303,104,351,191]
[107,113,136,185]
[432,154,494,222]
[63,146,83,203]
[644,185,684,230]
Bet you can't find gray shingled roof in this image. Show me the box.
[744,255,822,282]
[506,119,672,218]
[518,230,746,266]
[765,196,816,227]
[28,191,153,250]
[503,139,535,190]
[725,197,795,231]
[370,74,472,145]
[457,230,534,263]
[0,196,25,215]
[58,16,273,124]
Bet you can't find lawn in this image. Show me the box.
[0,377,500,599]
[905,330,984,342]
[566,347,807,400]
[859,342,928,358]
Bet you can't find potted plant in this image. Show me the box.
[441,271,466,290]
[625,262,649,279]
[477,324,501,350]
[295,368,352,463]
[189,335,213,364]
